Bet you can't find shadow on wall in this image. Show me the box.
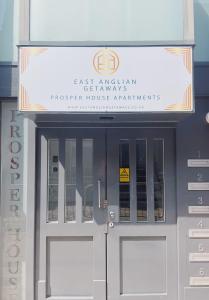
[194,0,209,62]
[0,0,18,98]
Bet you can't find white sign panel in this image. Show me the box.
[19,47,193,112]
[188,182,209,191]
[188,206,209,214]
[190,277,209,286]
[189,229,209,239]
[188,159,209,167]
[189,253,209,262]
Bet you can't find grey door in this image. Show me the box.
[36,129,107,300]
[107,129,177,300]
[36,128,177,300]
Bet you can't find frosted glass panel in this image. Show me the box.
[0,0,19,62]
[47,140,59,222]
[82,139,94,222]
[30,0,185,42]
[65,139,76,222]
[119,141,130,222]
[194,0,209,61]
[136,140,147,222]
[154,140,164,222]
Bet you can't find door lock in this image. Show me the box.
[109,211,115,220]
[109,222,114,228]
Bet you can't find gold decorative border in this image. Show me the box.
[20,47,48,111]
[20,47,48,74]
[19,84,47,111]
[165,84,193,111]
[165,47,192,74]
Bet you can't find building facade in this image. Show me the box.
[0,1,209,300]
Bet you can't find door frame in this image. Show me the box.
[24,117,37,300]
[23,119,177,300]
[106,128,177,300]
[36,128,107,300]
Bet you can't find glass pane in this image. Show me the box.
[0,0,19,62]
[136,140,147,221]
[65,140,76,222]
[47,140,59,222]
[154,140,164,222]
[83,139,93,222]
[119,141,130,221]
[194,0,209,62]
[30,0,192,43]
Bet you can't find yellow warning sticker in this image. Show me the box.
[120,168,130,183]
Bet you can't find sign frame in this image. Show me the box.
[18,46,194,113]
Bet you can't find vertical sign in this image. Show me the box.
[0,102,25,300]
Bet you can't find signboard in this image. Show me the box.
[0,103,25,300]
[120,168,130,183]
[189,229,209,239]
[188,159,209,167]
[189,253,209,262]
[188,206,209,214]
[190,277,209,286]
[188,182,209,191]
[19,46,193,112]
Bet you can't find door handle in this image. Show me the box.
[98,180,108,209]
[98,179,102,208]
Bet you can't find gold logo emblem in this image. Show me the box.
[93,48,119,75]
